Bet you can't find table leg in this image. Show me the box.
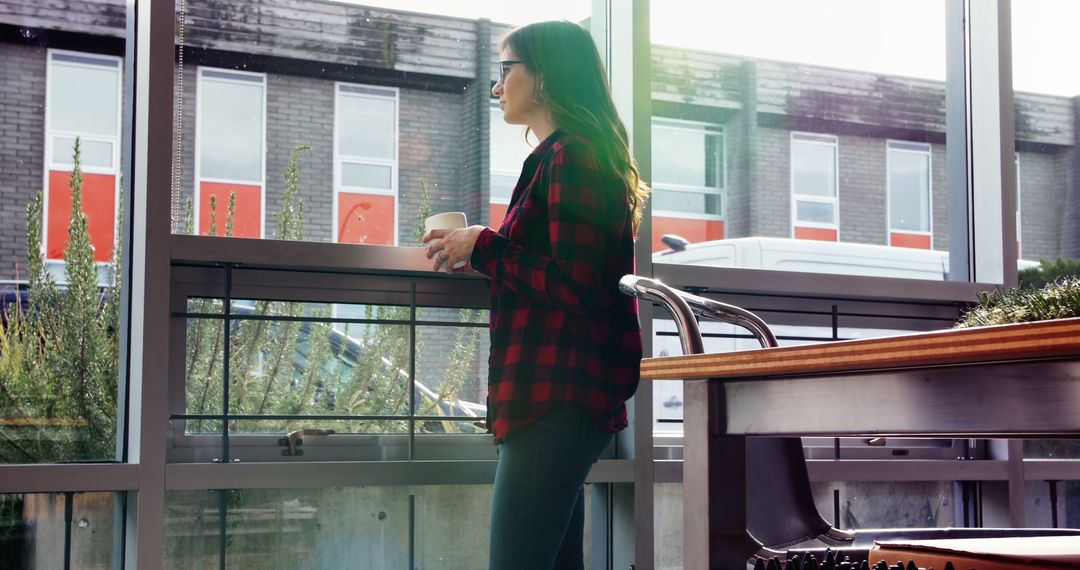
[683,379,760,569]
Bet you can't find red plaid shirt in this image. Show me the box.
[470,130,643,442]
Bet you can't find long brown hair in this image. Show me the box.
[500,20,650,237]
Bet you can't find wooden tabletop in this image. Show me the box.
[641,317,1080,381]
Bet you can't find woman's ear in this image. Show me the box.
[533,80,546,104]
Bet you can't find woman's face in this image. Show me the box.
[492,48,544,128]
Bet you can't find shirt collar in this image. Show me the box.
[529,128,566,157]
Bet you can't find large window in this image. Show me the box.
[887,140,932,249]
[650,118,725,251]
[44,50,122,263]
[488,102,533,228]
[195,68,266,238]
[1012,0,1080,264]
[790,132,839,241]
[334,83,398,245]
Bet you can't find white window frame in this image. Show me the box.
[886,140,933,246]
[790,131,839,233]
[651,117,726,221]
[1015,152,1022,256]
[333,82,400,245]
[193,67,267,238]
[42,49,123,264]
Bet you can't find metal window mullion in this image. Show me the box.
[963,0,1018,286]
[127,0,177,565]
[220,264,233,463]
[408,282,417,460]
[602,0,652,567]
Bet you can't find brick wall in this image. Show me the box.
[398,88,468,245]
[264,74,335,242]
[722,62,756,240]
[837,134,887,245]
[0,44,47,281]
[930,143,949,251]
[1019,150,1066,261]
[1061,96,1080,258]
[752,127,791,237]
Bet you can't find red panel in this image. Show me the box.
[489,203,509,230]
[199,182,262,238]
[338,193,395,245]
[46,170,116,262]
[651,217,725,252]
[794,226,838,242]
[890,232,932,250]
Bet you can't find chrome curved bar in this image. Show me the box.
[692,295,779,349]
[619,275,778,350]
[619,275,703,355]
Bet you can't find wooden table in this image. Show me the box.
[640,318,1080,569]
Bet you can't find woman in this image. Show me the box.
[422,20,648,570]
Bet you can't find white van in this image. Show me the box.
[653,235,1038,280]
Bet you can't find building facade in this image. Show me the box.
[1,0,1078,282]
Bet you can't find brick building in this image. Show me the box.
[1,0,1077,284]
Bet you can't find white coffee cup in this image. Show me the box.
[424,212,468,269]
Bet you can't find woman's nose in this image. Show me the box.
[491,81,502,97]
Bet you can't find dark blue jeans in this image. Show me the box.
[488,404,613,570]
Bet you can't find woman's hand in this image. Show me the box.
[423,225,485,273]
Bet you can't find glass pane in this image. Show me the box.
[337,93,395,160]
[795,200,835,224]
[490,173,517,202]
[654,483,683,570]
[341,162,392,190]
[652,188,721,216]
[48,59,120,137]
[1025,439,1080,459]
[415,321,486,430]
[792,140,837,198]
[650,1,951,268]
[889,148,931,232]
[2,11,128,466]
[226,318,412,428]
[414,485,494,569]
[653,125,709,187]
[165,487,409,568]
[171,0,589,246]
[490,105,534,179]
[198,73,264,182]
[812,481,956,529]
[51,137,113,169]
[1011,0,1079,264]
[0,492,117,569]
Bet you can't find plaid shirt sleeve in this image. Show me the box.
[470,141,606,313]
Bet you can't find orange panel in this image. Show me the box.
[890,232,932,249]
[46,170,116,262]
[794,226,838,242]
[199,182,262,238]
[338,193,395,245]
[489,203,508,230]
[651,217,725,252]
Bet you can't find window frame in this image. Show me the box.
[332,82,400,245]
[193,66,268,238]
[42,49,124,264]
[1015,152,1022,257]
[886,139,934,245]
[789,131,840,234]
[650,117,726,221]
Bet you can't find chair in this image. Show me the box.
[619,275,1080,564]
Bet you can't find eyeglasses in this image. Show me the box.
[498,60,524,83]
